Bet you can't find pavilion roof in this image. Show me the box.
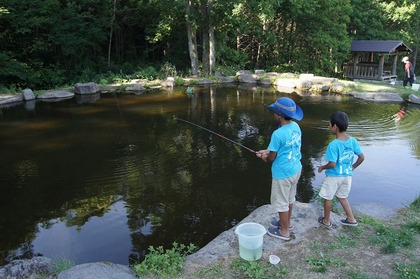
[350,40,412,54]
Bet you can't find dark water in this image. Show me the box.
[1,84,419,265]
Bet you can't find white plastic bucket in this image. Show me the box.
[412,84,419,91]
[235,222,266,261]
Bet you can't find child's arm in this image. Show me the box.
[317,161,336,173]
[352,153,365,170]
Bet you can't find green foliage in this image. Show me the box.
[132,66,159,81]
[230,258,287,279]
[175,77,185,86]
[50,256,75,275]
[409,196,420,212]
[369,221,417,254]
[305,252,346,273]
[394,262,420,279]
[159,62,178,78]
[0,0,418,90]
[347,269,372,279]
[195,263,227,278]
[132,242,197,279]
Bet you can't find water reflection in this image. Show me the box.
[0,86,419,266]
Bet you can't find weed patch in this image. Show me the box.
[132,242,196,279]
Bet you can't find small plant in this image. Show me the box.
[159,62,178,78]
[369,222,416,254]
[132,242,196,279]
[394,262,420,279]
[195,263,227,278]
[332,233,357,249]
[347,269,372,279]
[306,252,346,273]
[50,256,75,275]
[175,77,185,86]
[230,258,287,279]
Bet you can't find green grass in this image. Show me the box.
[229,258,288,279]
[132,242,197,279]
[187,197,420,278]
[305,252,346,273]
[50,256,75,275]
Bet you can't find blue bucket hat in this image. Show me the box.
[267,97,303,121]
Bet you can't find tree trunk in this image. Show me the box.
[107,0,117,67]
[208,0,215,75]
[201,1,209,75]
[186,0,199,76]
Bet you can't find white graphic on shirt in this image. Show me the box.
[286,131,301,162]
[339,148,354,175]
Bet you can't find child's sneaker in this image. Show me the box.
[267,227,291,241]
[269,220,294,230]
[341,218,358,227]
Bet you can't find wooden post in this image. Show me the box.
[353,53,359,79]
[378,55,384,80]
[392,55,397,75]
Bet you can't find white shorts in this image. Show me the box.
[271,170,301,212]
[319,176,352,200]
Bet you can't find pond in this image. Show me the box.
[1,84,419,266]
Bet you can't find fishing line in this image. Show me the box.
[177,117,257,153]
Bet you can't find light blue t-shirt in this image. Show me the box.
[267,121,302,179]
[325,137,363,177]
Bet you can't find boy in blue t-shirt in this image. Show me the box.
[318,111,365,228]
[256,97,303,241]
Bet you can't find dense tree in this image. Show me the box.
[0,0,418,90]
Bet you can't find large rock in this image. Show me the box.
[162,77,176,88]
[275,78,296,88]
[195,78,214,85]
[217,76,237,83]
[0,94,23,106]
[408,94,420,104]
[258,78,272,85]
[237,73,258,84]
[330,83,345,93]
[186,201,398,269]
[295,79,313,90]
[0,256,52,279]
[22,89,35,101]
[74,82,100,94]
[125,84,145,92]
[352,92,403,102]
[186,202,323,266]
[37,90,74,100]
[58,262,136,279]
[312,76,337,83]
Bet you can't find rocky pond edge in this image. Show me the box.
[1,72,420,108]
[0,201,400,279]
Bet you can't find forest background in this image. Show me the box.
[0,0,419,92]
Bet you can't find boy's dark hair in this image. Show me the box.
[330,111,349,132]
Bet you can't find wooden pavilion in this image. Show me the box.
[343,40,412,81]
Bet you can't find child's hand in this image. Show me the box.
[256,150,269,159]
[317,166,324,173]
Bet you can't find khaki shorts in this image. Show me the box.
[319,176,352,200]
[271,170,301,212]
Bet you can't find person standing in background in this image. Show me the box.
[402,56,414,87]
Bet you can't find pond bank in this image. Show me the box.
[1,72,419,108]
[0,201,404,278]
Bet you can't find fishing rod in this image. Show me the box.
[177,117,257,153]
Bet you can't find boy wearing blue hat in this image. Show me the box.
[317,111,364,228]
[256,97,304,241]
